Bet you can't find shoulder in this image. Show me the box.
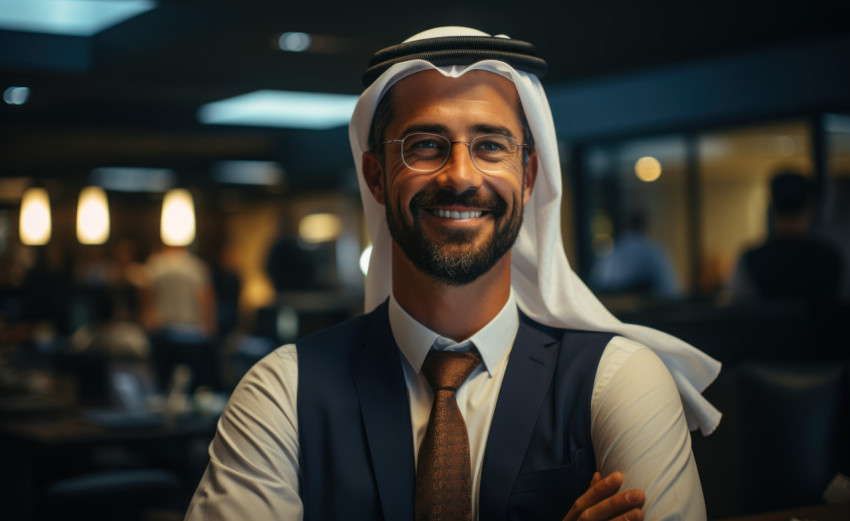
[592,336,676,409]
[231,343,299,407]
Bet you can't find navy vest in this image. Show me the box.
[297,301,611,521]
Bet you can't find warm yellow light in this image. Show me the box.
[20,187,51,245]
[298,212,342,244]
[635,156,662,182]
[161,188,196,246]
[77,186,110,244]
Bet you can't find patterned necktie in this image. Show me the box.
[415,346,482,521]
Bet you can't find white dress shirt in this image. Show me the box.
[186,292,705,520]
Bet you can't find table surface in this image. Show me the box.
[714,502,850,521]
[0,411,218,445]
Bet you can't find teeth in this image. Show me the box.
[433,209,483,219]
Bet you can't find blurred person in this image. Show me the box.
[141,244,217,390]
[69,289,150,361]
[141,244,216,338]
[590,209,680,300]
[728,171,843,302]
[266,228,317,293]
[64,287,152,406]
[187,27,721,521]
[211,243,242,338]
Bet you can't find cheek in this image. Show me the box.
[386,167,433,205]
[487,172,526,204]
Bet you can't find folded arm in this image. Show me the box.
[590,337,706,521]
[185,344,303,521]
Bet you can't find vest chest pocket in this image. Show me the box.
[507,449,594,521]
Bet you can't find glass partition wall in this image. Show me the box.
[581,136,691,306]
[572,117,845,304]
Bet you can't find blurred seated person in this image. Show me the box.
[64,289,153,407]
[590,209,681,300]
[70,290,150,361]
[728,172,843,303]
[266,231,317,293]
[141,245,218,390]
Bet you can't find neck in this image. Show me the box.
[391,243,512,341]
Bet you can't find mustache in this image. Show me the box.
[409,189,507,216]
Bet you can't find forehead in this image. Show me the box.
[386,69,523,134]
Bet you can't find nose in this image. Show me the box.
[434,142,483,193]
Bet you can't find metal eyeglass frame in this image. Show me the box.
[381,132,528,174]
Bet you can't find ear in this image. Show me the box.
[522,150,538,205]
[362,151,386,205]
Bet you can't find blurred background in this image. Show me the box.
[1,1,849,520]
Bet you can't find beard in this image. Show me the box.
[385,186,524,286]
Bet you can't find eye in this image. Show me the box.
[404,134,448,157]
[476,140,506,152]
[473,135,512,155]
[412,139,440,150]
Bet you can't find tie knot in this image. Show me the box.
[421,348,482,393]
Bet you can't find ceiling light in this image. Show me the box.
[3,86,30,105]
[90,167,174,192]
[77,186,110,245]
[213,160,284,186]
[161,188,195,246]
[634,156,662,182]
[299,213,342,244]
[278,32,311,52]
[198,90,358,129]
[20,187,51,245]
[0,0,156,37]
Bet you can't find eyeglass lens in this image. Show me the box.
[401,133,519,173]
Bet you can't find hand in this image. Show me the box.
[561,471,645,521]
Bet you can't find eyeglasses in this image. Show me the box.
[382,133,528,174]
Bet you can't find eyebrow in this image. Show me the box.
[396,123,517,139]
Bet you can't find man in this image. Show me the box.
[729,171,843,302]
[186,27,721,520]
[590,209,680,300]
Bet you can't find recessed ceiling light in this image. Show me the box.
[278,32,312,52]
[198,90,358,130]
[90,167,174,192]
[0,0,155,37]
[213,160,284,186]
[634,156,662,182]
[3,86,30,105]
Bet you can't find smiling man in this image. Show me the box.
[186,27,722,521]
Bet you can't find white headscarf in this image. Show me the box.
[349,26,722,435]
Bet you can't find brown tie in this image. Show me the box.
[415,347,482,521]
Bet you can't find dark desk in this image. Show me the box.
[1,412,218,521]
[714,502,850,521]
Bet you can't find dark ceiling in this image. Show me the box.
[1,0,849,191]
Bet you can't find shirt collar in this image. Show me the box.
[388,290,519,377]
